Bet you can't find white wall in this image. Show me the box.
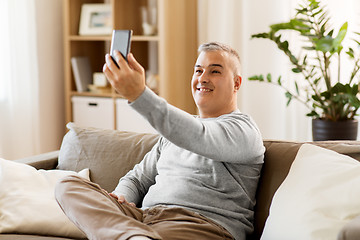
[240,0,311,141]
[34,0,65,155]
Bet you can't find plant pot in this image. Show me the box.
[312,119,358,141]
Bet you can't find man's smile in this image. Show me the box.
[196,87,213,92]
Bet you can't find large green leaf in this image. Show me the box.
[248,75,264,81]
[332,22,348,53]
[332,82,346,93]
[251,33,269,39]
[315,35,334,52]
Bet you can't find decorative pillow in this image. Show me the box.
[0,158,89,238]
[338,215,360,240]
[58,122,159,192]
[261,144,360,240]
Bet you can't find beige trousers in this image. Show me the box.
[55,175,234,240]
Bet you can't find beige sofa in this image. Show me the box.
[1,123,360,240]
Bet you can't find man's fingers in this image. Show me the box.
[114,50,128,70]
[103,63,115,80]
[128,53,144,73]
[105,54,119,72]
[108,192,118,199]
[117,195,126,203]
[109,193,136,207]
[103,52,145,101]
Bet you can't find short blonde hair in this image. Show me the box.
[198,42,241,76]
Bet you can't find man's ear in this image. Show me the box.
[234,75,242,91]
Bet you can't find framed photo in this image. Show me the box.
[79,4,112,35]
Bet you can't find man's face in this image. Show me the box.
[191,50,241,118]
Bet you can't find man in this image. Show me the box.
[55,42,265,240]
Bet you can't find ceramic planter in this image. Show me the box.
[312,119,358,141]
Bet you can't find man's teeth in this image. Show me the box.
[198,88,212,92]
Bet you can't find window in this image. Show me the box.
[0,0,10,101]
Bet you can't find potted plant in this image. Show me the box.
[249,0,360,141]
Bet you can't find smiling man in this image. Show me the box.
[55,42,265,240]
[192,43,241,118]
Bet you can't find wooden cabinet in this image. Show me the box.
[63,0,198,131]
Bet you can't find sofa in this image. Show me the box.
[1,122,360,240]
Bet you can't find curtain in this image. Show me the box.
[0,0,64,159]
[197,0,360,141]
[0,0,40,159]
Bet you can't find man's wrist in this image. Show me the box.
[128,86,146,103]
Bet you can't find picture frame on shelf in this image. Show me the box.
[79,4,112,35]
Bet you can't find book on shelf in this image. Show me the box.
[71,56,92,92]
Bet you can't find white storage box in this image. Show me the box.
[72,96,114,129]
[116,99,157,134]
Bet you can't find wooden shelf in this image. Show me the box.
[68,35,160,42]
[132,35,160,42]
[68,35,111,41]
[70,91,114,98]
[63,0,198,130]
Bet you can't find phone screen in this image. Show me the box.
[110,30,132,66]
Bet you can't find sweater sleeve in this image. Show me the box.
[130,87,264,164]
[112,138,163,204]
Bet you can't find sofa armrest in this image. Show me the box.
[14,150,59,170]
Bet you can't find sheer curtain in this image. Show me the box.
[0,0,40,159]
[0,0,64,159]
[198,0,360,141]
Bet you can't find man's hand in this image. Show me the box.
[103,51,146,102]
[109,193,136,207]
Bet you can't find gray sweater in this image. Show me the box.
[113,88,265,240]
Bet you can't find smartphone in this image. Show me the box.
[110,30,133,67]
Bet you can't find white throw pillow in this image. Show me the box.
[0,158,89,238]
[261,144,360,240]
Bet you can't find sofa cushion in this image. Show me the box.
[0,158,89,238]
[0,234,76,240]
[260,144,360,240]
[252,140,360,239]
[58,123,160,192]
